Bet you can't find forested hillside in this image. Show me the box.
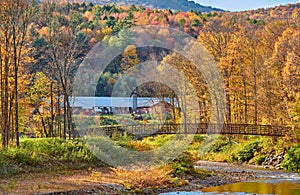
[0,0,299,147]
[84,0,224,12]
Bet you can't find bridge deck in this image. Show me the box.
[85,123,297,137]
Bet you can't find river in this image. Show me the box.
[161,161,300,195]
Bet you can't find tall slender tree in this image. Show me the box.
[0,0,36,147]
[39,0,89,139]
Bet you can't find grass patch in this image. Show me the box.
[0,138,102,178]
[143,135,175,148]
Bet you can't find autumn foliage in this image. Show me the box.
[0,0,300,147]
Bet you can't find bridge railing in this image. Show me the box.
[83,123,296,137]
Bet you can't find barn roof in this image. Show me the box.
[70,97,173,109]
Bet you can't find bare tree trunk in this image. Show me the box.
[39,110,48,137]
[50,79,54,137]
[66,99,75,138]
[57,89,62,137]
[253,65,258,125]
[0,44,6,147]
[226,87,231,123]
[13,23,20,146]
[10,109,14,142]
[67,99,71,140]
[2,44,10,147]
[224,68,231,124]
[171,95,176,123]
[63,94,67,140]
[9,93,14,145]
[64,71,71,140]
[242,71,248,124]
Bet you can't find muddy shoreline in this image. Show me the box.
[3,161,298,195]
[37,169,255,195]
[29,162,260,195]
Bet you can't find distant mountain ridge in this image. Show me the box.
[86,0,224,12]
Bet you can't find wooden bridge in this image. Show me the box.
[85,123,298,138]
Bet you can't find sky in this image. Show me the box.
[194,0,300,11]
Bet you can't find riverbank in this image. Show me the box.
[1,136,299,194]
[0,161,259,194]
[2,160,299,194]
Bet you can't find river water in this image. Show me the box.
[161,161,300,195]
[202,179,300,194]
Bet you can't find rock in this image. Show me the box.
[261,151,286,169]
[100,183,125,191]
[275,164,282,170]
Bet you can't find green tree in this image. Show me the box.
[70,11,85,32]
[178,18,186,27]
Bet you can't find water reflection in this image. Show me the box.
[160,179,300,195]
[160,192,259,195]
[202,179,300,195]
[161,161,300,195]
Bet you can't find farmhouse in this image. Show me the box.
[71,97,173,115]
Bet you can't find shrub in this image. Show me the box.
[117,140,153,151]
[0,138,101,178]
[209,137,230,153]
[255,155,266,165]
[193,135,205,142]
[7,148,38,166]
[143,135,174,148]
[144,114,152,120]
[170,152,195,175]
[92,166,172,192]
[231,141,261,162]
[0,151,18,176]
[20,138,97,162]
[281,145,300,171]
[101,117,118,125]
